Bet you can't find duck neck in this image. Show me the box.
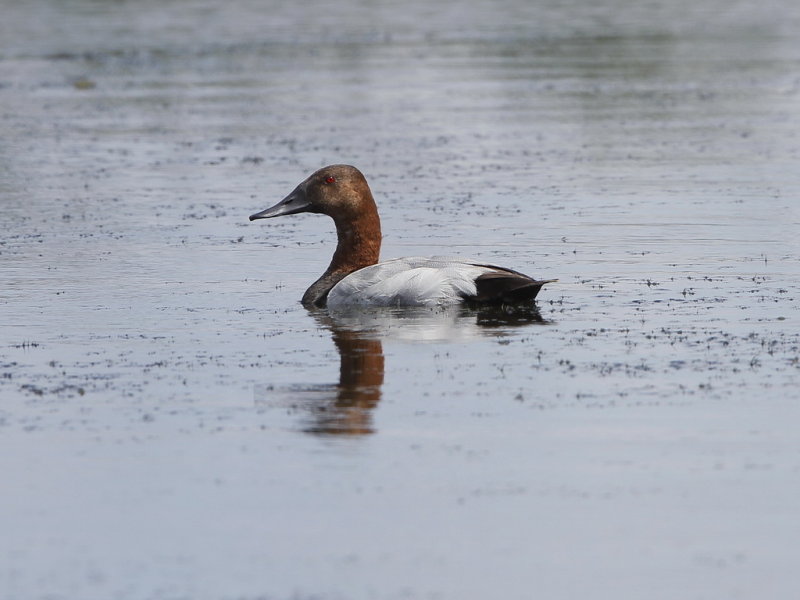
[329,210,381,276]
[302,209,381,308]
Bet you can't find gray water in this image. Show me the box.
[2,1,800,599]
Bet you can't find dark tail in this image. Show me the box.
[469,271,557,305]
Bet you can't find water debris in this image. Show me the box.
[72,77,96,90]
[20,383,85,397]
[12,341,41,349]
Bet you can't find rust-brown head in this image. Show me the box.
[249,164,377,224]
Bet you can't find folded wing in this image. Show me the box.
[327,257,554,308]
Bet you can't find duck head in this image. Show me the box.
[249,164,376,222]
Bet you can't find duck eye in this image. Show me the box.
[325,176,336,184]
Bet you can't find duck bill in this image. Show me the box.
[249,186,312,221]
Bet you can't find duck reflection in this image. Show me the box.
[293,304,547,436]
[302,312,385,435]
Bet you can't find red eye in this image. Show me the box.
[325,176,336,184]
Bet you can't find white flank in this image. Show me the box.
[327,256,491,308]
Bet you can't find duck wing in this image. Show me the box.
[327,257,554,308]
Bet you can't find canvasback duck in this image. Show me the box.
[249,165,555,308]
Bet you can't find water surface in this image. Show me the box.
[2,1,800,599]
